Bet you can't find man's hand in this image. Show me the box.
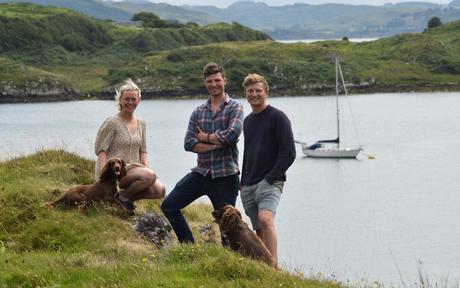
[197,126,209,143]
[197,126,227,147]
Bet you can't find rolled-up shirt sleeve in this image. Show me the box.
[184,110,199,151]
[95,117,115,156]
[215,102,244,145]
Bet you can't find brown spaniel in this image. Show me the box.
[212,205,276,267]
[45,158,127,211]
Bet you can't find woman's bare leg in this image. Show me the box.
[130,179,165,201]
[118,167,165,201]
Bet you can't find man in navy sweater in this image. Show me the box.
[240,73,296,263]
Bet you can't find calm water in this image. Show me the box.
[277,38,379,44]
[1,92,460,286]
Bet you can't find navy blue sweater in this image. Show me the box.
[241,105,296,186]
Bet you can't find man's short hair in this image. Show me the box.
[242,73,269,92]
[203,62,226,79]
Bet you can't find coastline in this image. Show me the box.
[2,82,460,104]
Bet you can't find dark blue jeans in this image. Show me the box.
[161,172,239,243]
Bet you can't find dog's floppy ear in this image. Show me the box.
[212,209,223,221]
[99,159,114,180]
[234,207,242,219]
[119,159,127,179]
[225,205,242,219]
[220,208,240,230]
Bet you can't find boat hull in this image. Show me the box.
[302,147,362,158]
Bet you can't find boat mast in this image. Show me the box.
[335,57,340,148]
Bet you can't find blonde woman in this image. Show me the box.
[95,79,165,211]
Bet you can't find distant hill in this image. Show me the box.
[185,1,460,39]
[1,0,459,39]
[1,2,460,102]
[451,0,460,8]
[1,2,459,102]
[0,0,132,21]
[103,0,217,25]
[0,2,271,102]
[0,0,216,24]
[0,3,113,52]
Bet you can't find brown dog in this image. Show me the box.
[45,158,127,211]
[212,205,276,266]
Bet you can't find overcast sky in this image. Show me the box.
[145,0,452,7]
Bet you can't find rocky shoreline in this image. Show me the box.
[1,82,459,103]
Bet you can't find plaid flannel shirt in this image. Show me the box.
[184,94,244,178]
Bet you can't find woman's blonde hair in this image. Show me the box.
[115,78,141,111]
[242,73,269,92]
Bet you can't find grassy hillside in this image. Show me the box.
[0,57,80,102]
[0,3,112,52]
[105,0,217,25]
[0,2,270,102]
[0,0,216,24]
[0,3,459,102]
[1,0,459,39]
[0,3,269,54]
[0,0,132,21]
[107,20,460,97]
[0,150,338,287]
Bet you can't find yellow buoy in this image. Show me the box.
[368,155,375,159]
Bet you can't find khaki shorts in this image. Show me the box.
[240,178,284,230]
[94,161,146,181]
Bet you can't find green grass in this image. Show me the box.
[0,3,271,97]
[108,21,460,96]
[0,150,337,287]
[0,2,75,18]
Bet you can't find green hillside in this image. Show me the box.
[0,0,132,21]
[105,0,217,25]
[0,2,459,102]
[1,0,460,39]
[0,150,339,287]
[0,3,271,102]
[105,20,460,97]
[0,3,112,52]
[0,3,268,53]
[0,57,78,102]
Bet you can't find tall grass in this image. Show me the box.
[0,150,336,287]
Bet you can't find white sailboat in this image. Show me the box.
[300,57,362,158]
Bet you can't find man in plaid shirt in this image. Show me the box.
[161,62,244,243]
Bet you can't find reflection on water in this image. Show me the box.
[1,92,460,286]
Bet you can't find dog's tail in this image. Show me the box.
[42,202,55,209]
[42,193,66,209]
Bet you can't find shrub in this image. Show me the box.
[427,16,442,29]
[0,8,112,52]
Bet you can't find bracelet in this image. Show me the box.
[207,133,211,143]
